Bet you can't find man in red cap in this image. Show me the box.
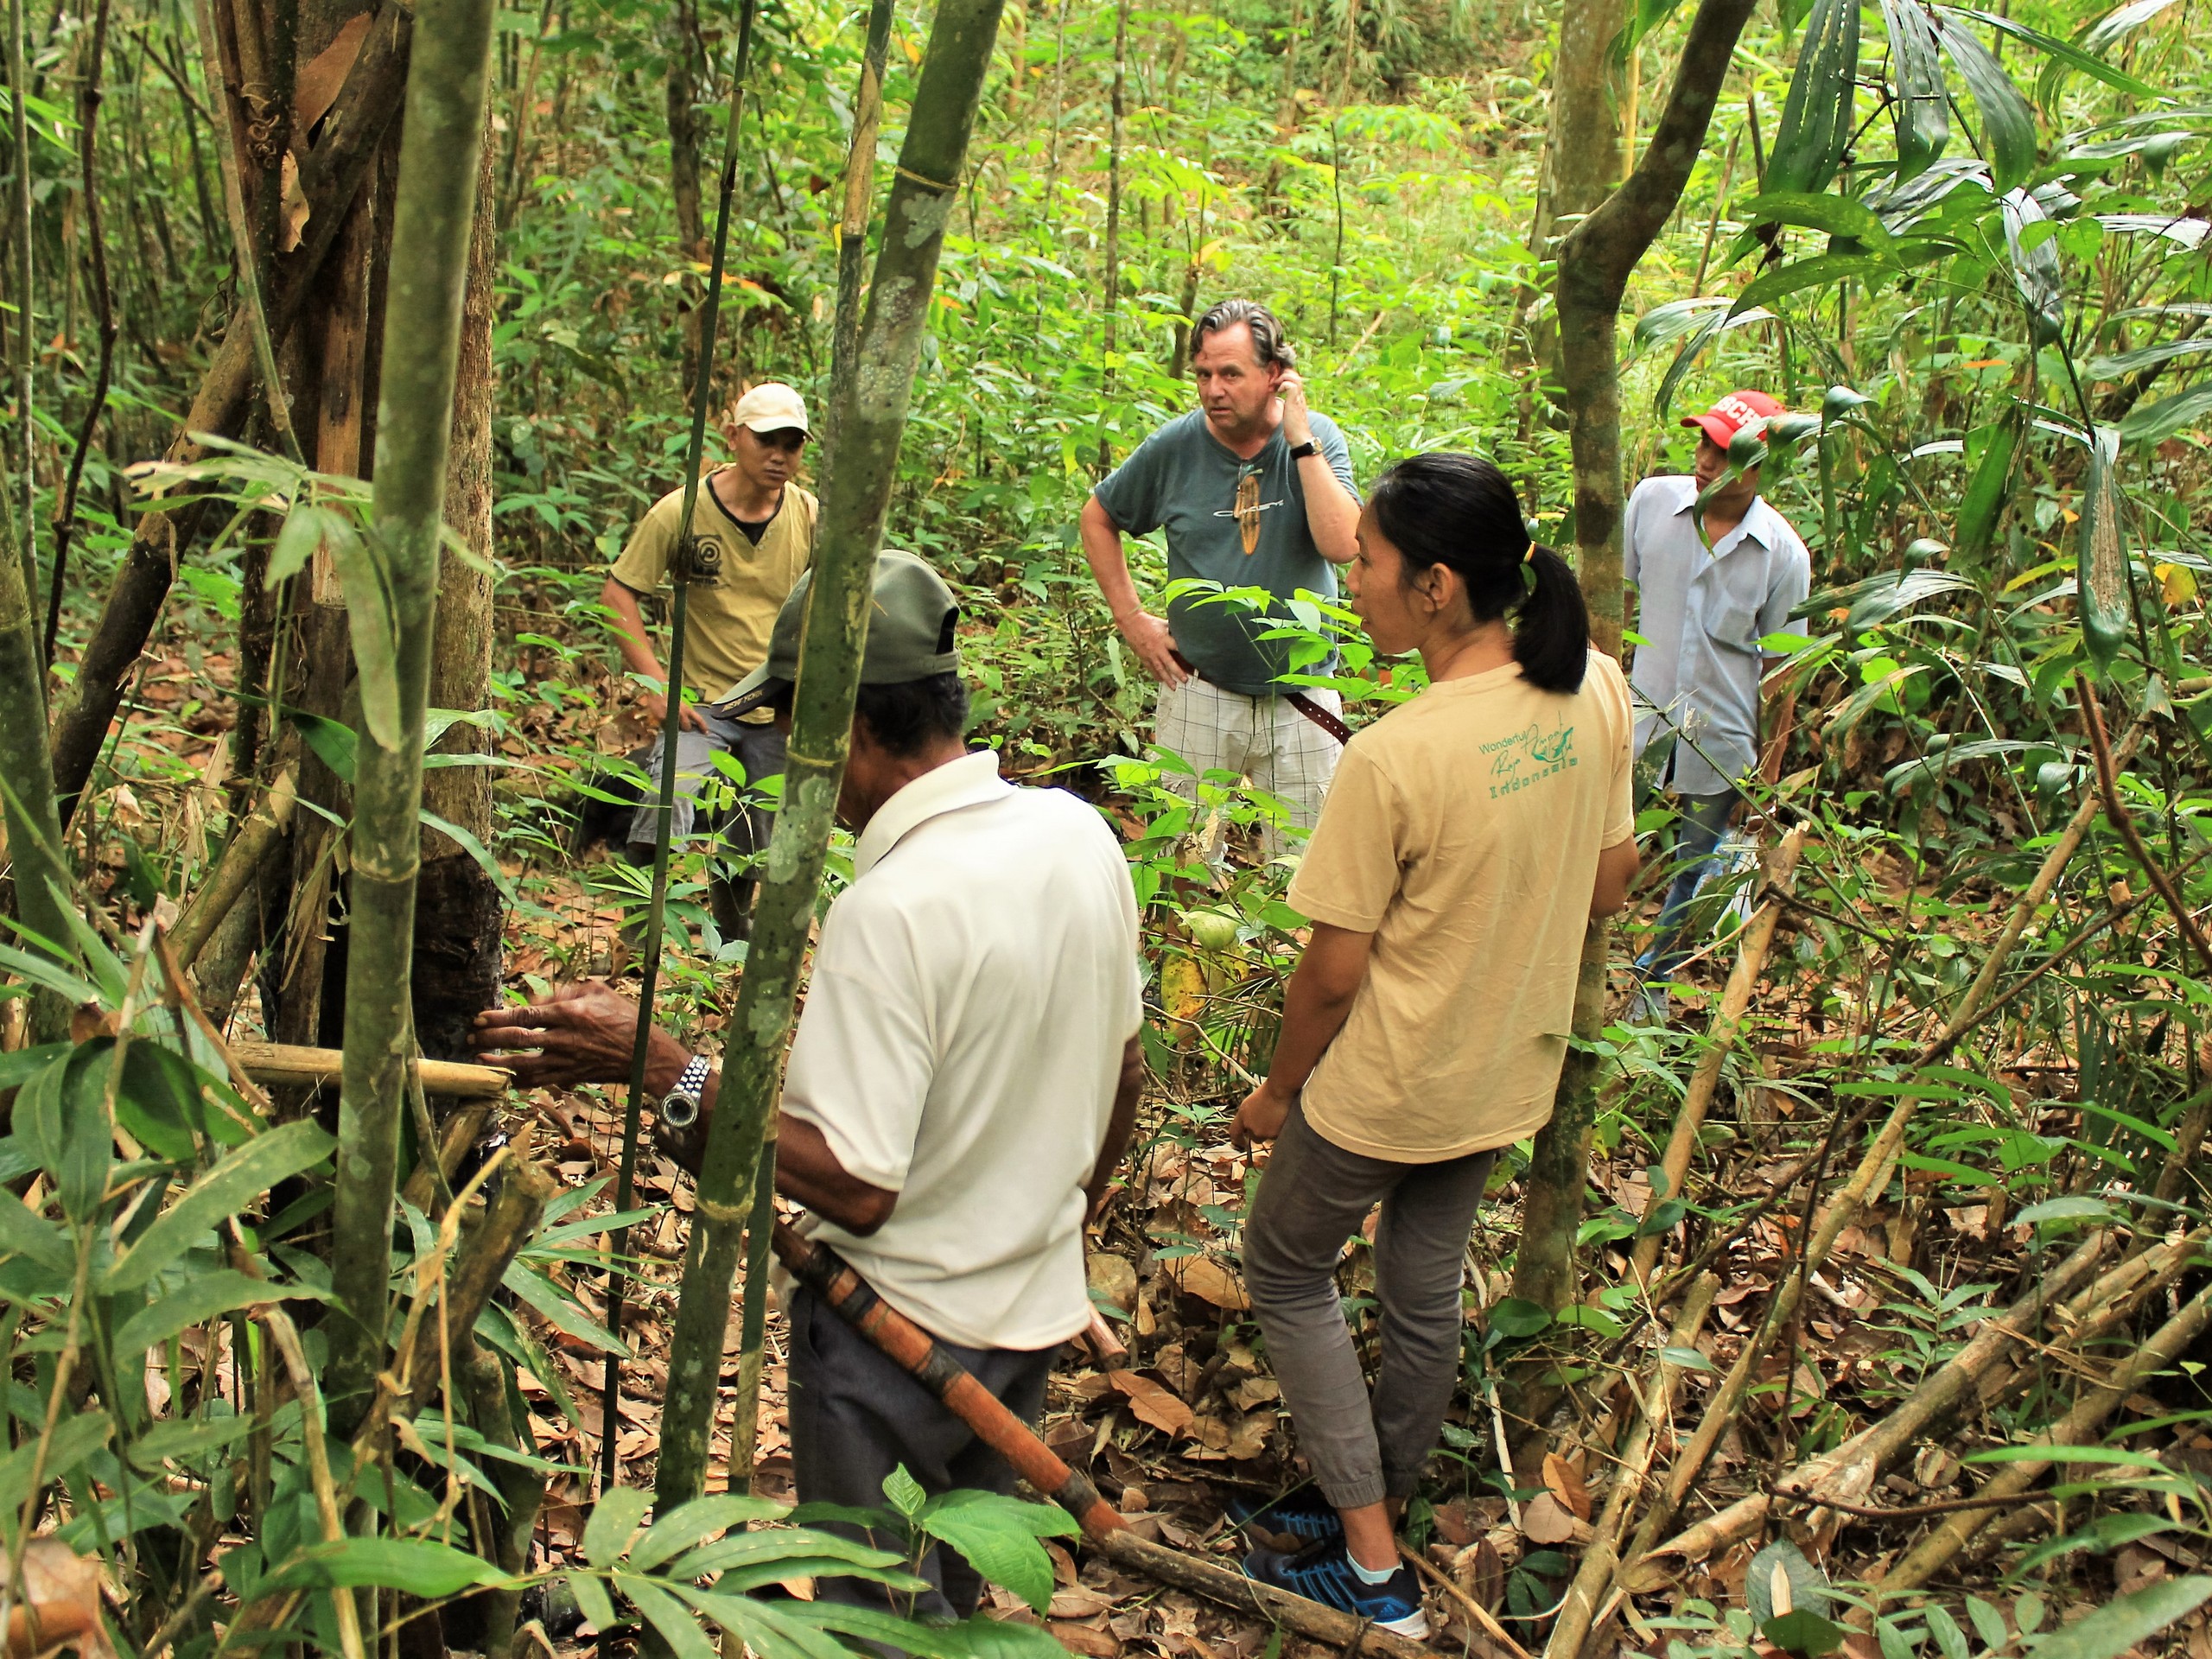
[1623,389,1810,1019]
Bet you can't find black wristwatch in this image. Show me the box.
[1288,440,1320,459]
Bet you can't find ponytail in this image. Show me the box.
[1367,453,1591,693]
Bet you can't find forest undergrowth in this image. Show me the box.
[8,0,2212,1647]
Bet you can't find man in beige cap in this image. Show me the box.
[600,382,817,942]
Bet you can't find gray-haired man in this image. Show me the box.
[1080,300,1361,845]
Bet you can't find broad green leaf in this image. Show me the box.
[0,1188,74,1275]
[129,1411,256,1471]
[2014,1194,2113,1226]
[329,524,403,749]
[2024,1578,2212,1659]
[2077,424,2129,671]
[568,1570,618,1634]
[267,1536,507,1596]
[804,1604,1069,1659]
[2089,336,2212,380]
[1749,1539,1832,1621]
[2082,0,2180,54]
[2000,188,2065,346]
[629,1494,787,1572]
[916,1497,1060,1614]
[1881,0,1950,180]
[583,1484,652,1567]
[1966,1444,2171,1466]
[1768,0,1861,195]
[111,1269,308,1361]
[1764,1611,1847,1657]
[1730,253,1892,319]
[883,1464,927,1519]
[618,1576,721,1659]
[502,1260,630,1357]
[0,1412,112,1535]
[1487,1297,1552,1338]
[266,504,352,588]
[1944,6,2164,101]
[1736,191,1895,249]
[1954,407,2024,564]
[1661,1344,1716,1371]
[105,1120,337,1294]
[1934,12,2037,192]
[2121,382,2212,445]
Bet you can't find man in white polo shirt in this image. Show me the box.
[474,551,1145,1622]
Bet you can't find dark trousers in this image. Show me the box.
[1635,788,1736,980]
[786,1287,1057,1623]
[1243,1106,1497,1510]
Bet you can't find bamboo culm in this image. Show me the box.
[652,0,1008,1511]
[820,0,894,472]
[601,0,757,1497]
[323,0,500,1435]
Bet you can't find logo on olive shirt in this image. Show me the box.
[1481,720,1580,798]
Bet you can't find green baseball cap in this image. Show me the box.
[712,550,961,715]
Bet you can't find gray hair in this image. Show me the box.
[1191,299,1295,371]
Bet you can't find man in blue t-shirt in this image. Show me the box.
[1081,300,1360,846]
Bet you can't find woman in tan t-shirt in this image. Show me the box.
[1225,454,1639,1633]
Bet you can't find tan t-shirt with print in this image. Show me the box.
[609,474,818,718]
[1287,650,1636,1162]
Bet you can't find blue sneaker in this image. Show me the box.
[1226,1490,1343,1544]
[1242,1538,1430,1638]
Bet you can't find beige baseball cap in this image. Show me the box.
[724,382,810,435]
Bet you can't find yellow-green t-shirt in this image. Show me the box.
[1287,651,1636,1161]
[609,474,818,716]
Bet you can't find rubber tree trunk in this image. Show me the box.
[414,134,503,1064]
[818,0,894,473]
[324,0,499,1434]
[1507,0,1760,1323]
[652,0,1007,1510]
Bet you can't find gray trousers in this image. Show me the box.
[1243,1106,1497,1510]
[626,709,785,936]
[786,1287,1057,1624]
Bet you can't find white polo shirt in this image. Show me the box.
[781,750,1143,1351]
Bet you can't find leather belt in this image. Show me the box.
[1170,652,1351,746]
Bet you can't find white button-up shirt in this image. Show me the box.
[781,750,1143,1351]
[1623,476,1812,798]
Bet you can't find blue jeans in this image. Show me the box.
[1636,791,1736,981]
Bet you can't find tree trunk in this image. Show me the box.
[1508,0,1759,1325]
[0,472,76,1035]
[667,0,706,385]
[414,134,502,1065]
[652,0,1007,1511]
[1096,0,1125,473]
[324,0,497,1433]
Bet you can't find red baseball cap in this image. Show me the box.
[1683,389,1783,448]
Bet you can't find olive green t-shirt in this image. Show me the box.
[610,474,817,717]
[1287,652,1637,1161]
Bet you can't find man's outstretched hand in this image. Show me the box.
[472,980,684,1092]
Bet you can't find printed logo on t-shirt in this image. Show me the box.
[1215,470,1287,555]
[1481,718,1580,798]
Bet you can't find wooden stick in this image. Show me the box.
[1400,1543,1532,1659]
[172,769,296,969]
[1630,827,1806,1287]
[230,1039,511,1098]
[772,1223,1509,1659]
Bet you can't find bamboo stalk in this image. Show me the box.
[170,770,296,969]
[819,0,894,473]
[1629,827,1806,1287]
[236,1041,510,1098]
[323,0,499,1435]
[1867,1279,2212,1611]
[6,0,34,620]
[601,0,757,1497]
[652,0,1008,1512]
[1548,1274,1720,1659]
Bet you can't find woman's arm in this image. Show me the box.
[1592,837,1641,918]
[1230,921,1376,1147]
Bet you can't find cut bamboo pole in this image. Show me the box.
[1630,826,1806,1287]
[322,0,500,1434]
[233,1042,511,1099]
[171,770,296,969]
[1548,1274,1720,1659]
[1611,728,2142,1584]
[653,0,1008,1513]
[1866,1279,2212,1611]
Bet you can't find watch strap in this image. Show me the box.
[1288,440,1320,459]
[664,1052,712,1108]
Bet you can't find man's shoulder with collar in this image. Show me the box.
[1305,410,1349,442]
[1748,494,1810,557]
